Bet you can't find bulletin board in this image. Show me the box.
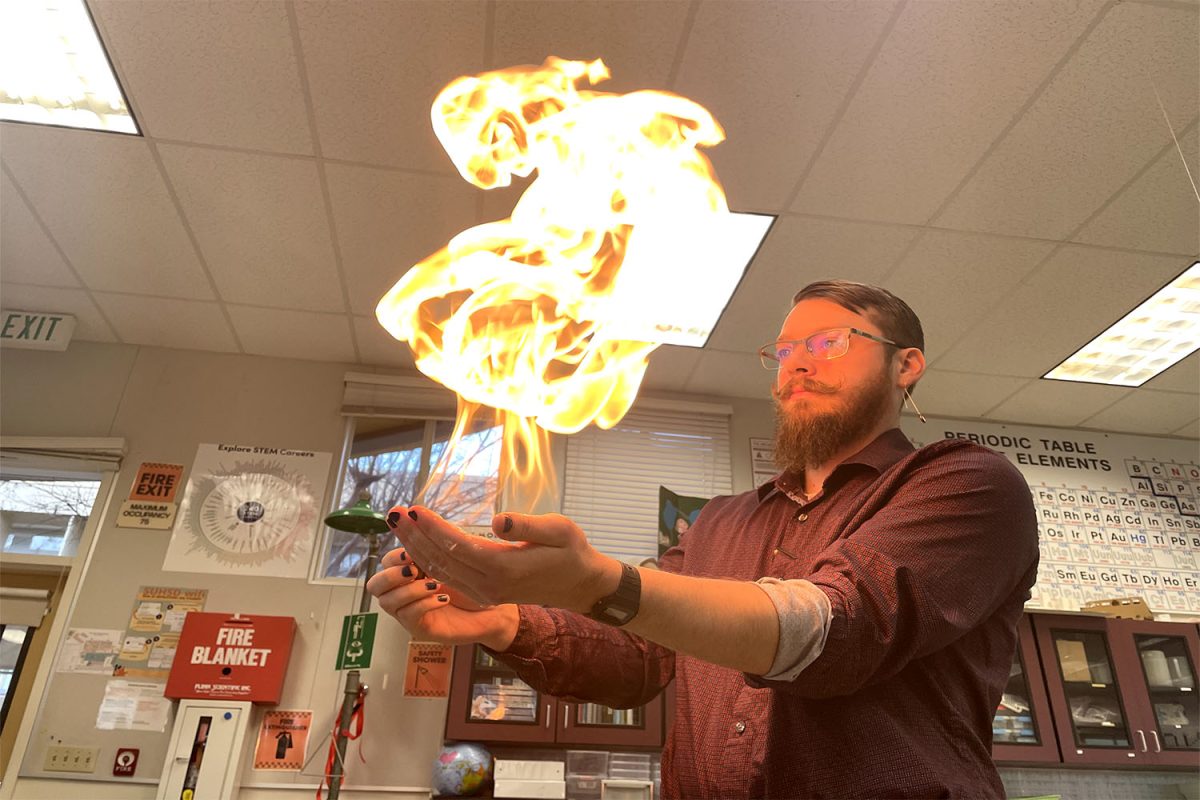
[902,416,1199,619]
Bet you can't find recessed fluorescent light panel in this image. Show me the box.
[603,212,776,348]
[0,0,138,134]
[1044,260,1200,387]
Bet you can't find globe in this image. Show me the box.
[432,742,492,797]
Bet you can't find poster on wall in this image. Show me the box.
[749,437,777,487]
[95,680,171,732]
[113,586,207,680]
[658,487,710,555]
[162,444,332,578]
[56,629,123,674]
[253,710,312,770]
[900,416,1200,619]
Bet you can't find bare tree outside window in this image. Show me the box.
[0,479,100,558]
[323,419,502,579]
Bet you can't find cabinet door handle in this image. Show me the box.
[545,703,552,728]
[1150,731,1161,753]
[564,706,570,727]
[1137,729,1147,752]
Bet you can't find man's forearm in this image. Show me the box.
[621,566,781,675]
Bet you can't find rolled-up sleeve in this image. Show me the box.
[752,445,1038,697]
[752,578,831,681]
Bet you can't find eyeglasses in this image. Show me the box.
[758,327,901,369]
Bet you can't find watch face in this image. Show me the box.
[183,462,316,566]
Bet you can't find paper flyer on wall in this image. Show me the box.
[96,680,172,732]
[162,444,332,578]
[749,437,777,487]
[56,629,123,674]
[253,710,313,770]
[113,586,207,680]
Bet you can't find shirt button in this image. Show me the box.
[734,721,746,735]
[797,512,808,522]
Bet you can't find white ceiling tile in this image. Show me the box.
[910,370,1031,420]
[1080,389,1200,436]
[685,349,773,399]
[934,247,1191,376]
[1140,351,1199,394]
[227,305,355,363]
[1074,126,1199,255]
[1173,418,1199,439]
[354,315,417,370]
[325,163,478,315]
[794,0,1104,224]
[985,379,1132,428]
[887,230,1055,360]
[708,217,920,352]
[673,0,900,210]
[93,293,237,352]
[158,145,343,312]
[91,0,313,153]
[493,1,690,90]
[0,171,78,287]
[0,124,213,299]
[641,345,702,393]
[295,0,486,169]
[936,2,1200,239]
[0,284,117,342]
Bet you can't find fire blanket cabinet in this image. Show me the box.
[442,614,1198,772]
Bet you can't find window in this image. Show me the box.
[561,405,732,563]
[0,624,34,730]
[0,477,101,559]
[322,418,502,580]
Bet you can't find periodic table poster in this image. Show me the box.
[901,416,1200,620]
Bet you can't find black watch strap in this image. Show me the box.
[586,562,641,627]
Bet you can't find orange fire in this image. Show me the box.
[376,57,729,498]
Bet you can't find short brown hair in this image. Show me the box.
[792,280,924,353]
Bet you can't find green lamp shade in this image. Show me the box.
[324,492,390,536]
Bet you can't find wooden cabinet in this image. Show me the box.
[1031,612,1199,768]
[444,644,665,748]
[992,615,1060,764]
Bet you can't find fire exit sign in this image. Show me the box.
[0,310,75,351]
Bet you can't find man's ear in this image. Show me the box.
[897,347,926,390]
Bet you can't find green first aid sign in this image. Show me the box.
[336,612,377,670]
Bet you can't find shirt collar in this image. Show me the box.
[756,427,916,503]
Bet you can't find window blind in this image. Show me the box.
[562,406,732,563]
[341,371,457,420]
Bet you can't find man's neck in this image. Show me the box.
[801,416,899,497]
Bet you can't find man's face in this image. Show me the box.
[771,298,898,471]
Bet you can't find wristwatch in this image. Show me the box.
[586,562,641,626]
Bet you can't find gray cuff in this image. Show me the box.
[752,578,832,681]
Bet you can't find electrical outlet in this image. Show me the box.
[44,745,99,773]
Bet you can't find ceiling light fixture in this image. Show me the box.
[0,0,138,134]
[1043,260,1200,387]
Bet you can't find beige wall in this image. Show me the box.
[0,341,776,799]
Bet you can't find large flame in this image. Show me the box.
[376,57,729,499]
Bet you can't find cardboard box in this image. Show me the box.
[1055,640,1091,682]
[1082,597,1154,621]
[494,779,567,799]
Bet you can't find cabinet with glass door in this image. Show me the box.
[444,644,665,747]
[992,615,1060,764]
[1032,612,1198,768]
[1109,618,1199,768]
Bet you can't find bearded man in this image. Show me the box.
[368,280,1039,800]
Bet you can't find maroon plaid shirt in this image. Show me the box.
[493,429,1039,799]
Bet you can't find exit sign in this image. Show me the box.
[0,310,75,351]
